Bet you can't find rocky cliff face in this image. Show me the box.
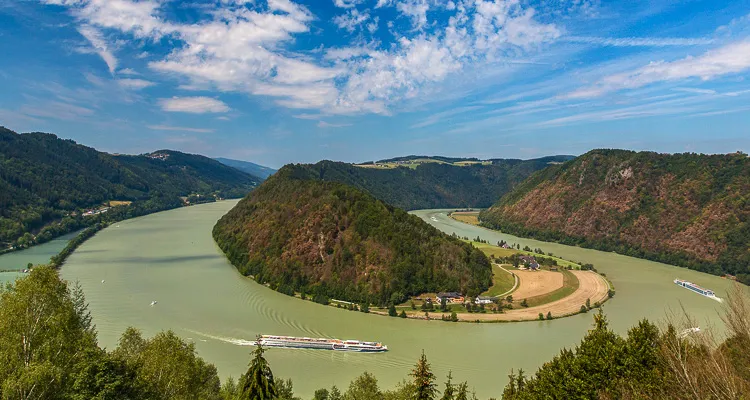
[480,149,750,283]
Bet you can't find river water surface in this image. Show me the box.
[57,201,739,398]
[0,229,82,285]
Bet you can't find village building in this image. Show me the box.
[475,296,493,305]
[436,292,465,304]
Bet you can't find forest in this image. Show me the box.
[480,149,750,285]
[213,165,493,306]
[285,156,572,211]
[0,127,259,249]
[2,266,748,399]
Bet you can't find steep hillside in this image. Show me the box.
[213,166,492,306]
[0,127,259,247]
[480,149,750,284]
[287,155,573,211]
[215,157,277,179]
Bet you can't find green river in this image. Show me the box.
[0,229,82,286]
[18,200,733,398]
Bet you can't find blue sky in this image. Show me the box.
[0,0,749,168]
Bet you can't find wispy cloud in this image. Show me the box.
[117,78,155,90]
[77,25,117,74]
[567,40,750,99]
[564,36,715,47]
[147,124,215,133]
[317,121,352,128]
[411,106,483,129]
[158,97,230,114]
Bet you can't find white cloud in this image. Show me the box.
[317,120,352,128]
[43,0,562,115]
[117,78,155,90]
[158,97,230,113]
[568,40,750,99]
[397,0,430,30]
[333,9,371,33]
[333,0,364,8]
[147,124,215,133]
[77,24,117,74]
[118,68,139,75]
[564,36,715,47]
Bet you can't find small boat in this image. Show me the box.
[256,335,387,352]
[101,279,105,283]
[150,301,158,306]
[679,327,701,338]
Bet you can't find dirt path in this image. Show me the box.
[511,270,563,299]
[452,271,609,322]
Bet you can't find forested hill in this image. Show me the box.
[480,149,750,284]
[215,157,276,179]
[283,155,573,211]
[0,127,260,247]
[213,166,492,306]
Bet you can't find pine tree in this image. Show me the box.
[411,351,438,400]
[388,304,397,317]
[238,338,277,400]
[455,382,469,400]
[440,371,455,400]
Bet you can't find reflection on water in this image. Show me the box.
[60,201,739,398]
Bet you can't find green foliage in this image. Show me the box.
[410,352,437,400]
[481,149,750,283]
[440,372,455,400]
[213,171,492,305]
[343,372,381,400]
[399,310,407,318]
[503,310,671,399]
[112,328,221,399]
[0,266,221,400]
[388,304,398,317]
[238,341,277,400]
[0,266,98,399]
[0,127,258,247]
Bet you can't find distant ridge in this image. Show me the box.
[0,127,259,248]
[215,157,276,180]
[286,155,575,210]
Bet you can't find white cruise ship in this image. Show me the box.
[256,335,388,352]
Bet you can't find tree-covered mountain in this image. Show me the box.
[213,165,492,306]
[284,155,573,211]
[215,157,277,179]
[480,149,750,284]
[0,127,260,247]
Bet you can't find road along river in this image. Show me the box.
[59,201,740,398]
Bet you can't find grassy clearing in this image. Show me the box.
[451,212,480,225]
[522,269,579,307]
[482,264,516,297]
[354,158,491,170]
[108,200,133,206]
[471,242,581,269]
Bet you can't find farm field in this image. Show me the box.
[451,211,480,225]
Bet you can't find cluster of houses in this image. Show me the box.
[435,292,494,305]
[147,152,170,161]
[82,207,110,217]
[519,255,540,270]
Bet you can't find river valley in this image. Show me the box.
[11,200,731,398]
